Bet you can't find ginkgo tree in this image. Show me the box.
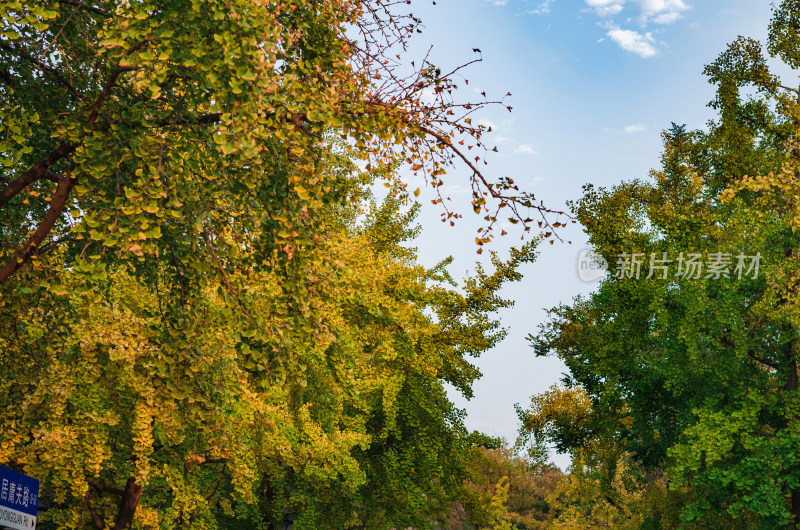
[0,0,562,291]
[1,178,540,528]
[1,0,554,527]
[520,1,800,527]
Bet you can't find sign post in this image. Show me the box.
[0,466,38,530]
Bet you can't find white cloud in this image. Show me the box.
[598,5,624,16]
[420,87,437,104]
[586,0,624,7]
[606,26,657,57]
[587,0,689,57]
[634,0,687,15]
[439,184,470,196]
[633,0,688,24]
[528,0,555,14]
[652,11,682,23]
[514,144,540,156]
[601,123,647,133]
[624,123,646,133]
[584,0,690,26]
[585,0,625,17]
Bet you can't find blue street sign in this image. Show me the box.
[0,466,38,530]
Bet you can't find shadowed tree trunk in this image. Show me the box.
[86,477,142,530]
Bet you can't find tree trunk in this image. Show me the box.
[113,477,142,529]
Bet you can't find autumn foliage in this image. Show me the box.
[0,0,551,528]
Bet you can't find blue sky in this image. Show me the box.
[399,0,775,468]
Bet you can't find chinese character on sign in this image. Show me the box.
[0,464,40,530]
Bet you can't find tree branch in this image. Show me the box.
[87,64,138,126]
[0,68,13,86]
[204,234,252,318]
[0,172,75,284]
[0,40,87,102]
[749,350,780,370]
[36,235,75,256]
[58,0,112,17]
[168,241,187,308]
[0,142,75,208]
[721,335,780,370]
[84,489,107,529]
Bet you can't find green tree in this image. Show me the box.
[520,0,800,527]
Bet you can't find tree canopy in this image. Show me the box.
[518,1,800,527]
[0,0,562,291]
[0,0,551,528]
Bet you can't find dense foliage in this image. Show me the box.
[446,444,563,529]
[519,1,800,527]
[2,176,541,529]
[0,0,553,528]
[23,0,800,528]
[0,0,560,290]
